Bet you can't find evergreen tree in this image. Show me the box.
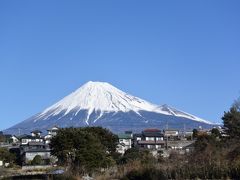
[211,128,221,138]
[83,127,118,154]
[31,155,43,165]
[50,127,115,175]
[0,147,16,164]
[119,148,154,164]
[192,129,198,139]
[222,105,240,138]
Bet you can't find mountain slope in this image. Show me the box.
[4,81,214,134]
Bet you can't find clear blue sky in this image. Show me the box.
[0,1,240,130]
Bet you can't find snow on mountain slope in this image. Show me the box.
[35,81,212,125]
[158,104,211,124]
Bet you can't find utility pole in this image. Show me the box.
[166,134,168,150]
[166,121,168,150]
[183,123,186,138]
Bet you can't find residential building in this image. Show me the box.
[10,135,19,144]
[135,129,165,150]
[19,134,43,145]
[19,130,50,165]
[20,142,51,164]
[163,129,179,140]
[44,126,59,144]
[117,131,133,154]
[31,130,42,137]
[0,133,18,144]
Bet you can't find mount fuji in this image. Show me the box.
[5,81,214,134]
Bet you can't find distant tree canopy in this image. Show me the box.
[50,127,117,174]
[119,148,154,165]
[211,128,221,138]
[0,132,5,143]
[0,147,16,164]
[222,99,240,138]
[82,127,118,155]
[194,134,219,153]
[192,129,199,139]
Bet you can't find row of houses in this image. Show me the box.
[1,126,221,166]
[1,127,190,165]
[0,126,59,166]
[117,126,225,155]
[20,127,59,165]
[117,128,195,154]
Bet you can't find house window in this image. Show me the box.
[22,139,27,143]
[146,137,154,141]
[156,145,162,149]
[147,145,155,149]
[137,137,141,141]
[156,137,163,141]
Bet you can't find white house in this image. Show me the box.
[44,126,59,144]
[10,135,19,144]
[19,134,43,145]
[31,130,42,137]
[136,129,165,150]
[163,129,179,140]
[20,142,51,164]
[117,132,133,154]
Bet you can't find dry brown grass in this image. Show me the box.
[94,160,148,180]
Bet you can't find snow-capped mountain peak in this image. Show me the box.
[36,81,212,124]
[39,81,167,119]
[4,81,214,135]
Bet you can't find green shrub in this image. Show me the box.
[31,155,43,165]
